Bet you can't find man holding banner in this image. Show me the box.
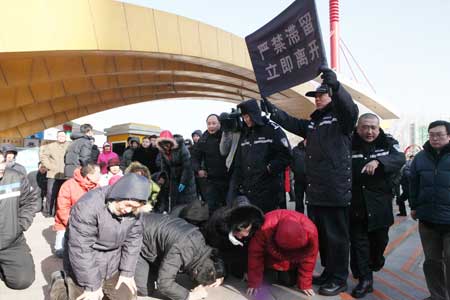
[263,67,358,295]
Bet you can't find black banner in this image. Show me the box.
[245,0,327,97]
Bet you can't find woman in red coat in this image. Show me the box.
[247,209,319,297]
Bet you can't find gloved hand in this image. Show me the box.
[319,65,339,91]
[75,288,104,300]
[115,275,137,294]
[260,98,275,114]
[178,184,186,192]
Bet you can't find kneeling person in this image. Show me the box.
[52,173,152,300]
[247,209,318,297]
[0,161,38,290]
[136,213,224,300]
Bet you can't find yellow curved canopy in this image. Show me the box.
[0,0,396,137]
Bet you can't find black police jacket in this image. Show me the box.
[351,130,405,231]
[191,130,228,181]
[233,118,291,194]
[269,84,358,207]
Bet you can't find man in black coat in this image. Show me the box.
[291,140,307,213]
[64,124,94,178]
[191,114,229,213]
[132,135,160,174]
[232,99,291,213]
[263,67,359,295]
[349,113,405,298]
[0,161,38,290]
[136,213,224,300]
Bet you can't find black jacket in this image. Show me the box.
[0,168,38,250]
[203,196,264,266]
[233,100,291,198]
[132,145,160,174]
[268,84,358,207]
[64,133,93,178]
[351,130,405,231]
[410,142,450,225]
[141,214,212,300]
[291,141,307,188]
[191,130,228,181]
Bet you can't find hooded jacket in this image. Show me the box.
[97,145,119,174]
[65,173,151,291]
[54,168,99,231]
[203,196,264,265]
[351,130,405,231]
[64,132,93,178]
[120,137,140,171]
[248,209,319,290]
[157,132,197,205]
[267,84,359,207]
[0,168,38,250]
[40,140,70,179]
[191,130,228,181]
[141,213,213,300]
[410,142,450,225]
[233,100,291,209]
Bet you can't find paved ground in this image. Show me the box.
[0,210,429,300]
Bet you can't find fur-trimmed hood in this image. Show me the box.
[225,195,265,232]
[156,130,178,152]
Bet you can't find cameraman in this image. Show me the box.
[232,99,291,213]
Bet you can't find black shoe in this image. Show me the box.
[318,282,347,296]
[312,273,329,285]
[351,279,373,298]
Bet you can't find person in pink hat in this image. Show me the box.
[97,142,119,174]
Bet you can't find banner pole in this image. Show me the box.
[329,0,340,71]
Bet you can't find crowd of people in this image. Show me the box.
[0,67,448,300]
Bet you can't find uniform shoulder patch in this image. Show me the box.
[268,120,280,129]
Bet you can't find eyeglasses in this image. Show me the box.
[428,133,449,139]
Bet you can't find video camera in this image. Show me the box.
[219,107,243,132]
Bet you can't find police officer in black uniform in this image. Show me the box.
[350,113,405,298]
[263,67,359,296]
[232,99,291,213]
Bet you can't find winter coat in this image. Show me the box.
[65,174,151,291]
[97,150,119,174]
[191,130,228,181]
[27,169,47,204]
[64,133,93,178]
[233,100,291,209]
[157,136,197,206]
[203,196,264,266]
[7,162,27,175]
[351,131,405,231]
[40,141,70,179]
[0,168,38,250]
[120,148,135,170]
[410,142,450,224]
[132,145,160,174]
[54,168,99,231]
[248,209,318,290]
[268,84,358,207]
[291,141,307,191]
[141,213,213,300]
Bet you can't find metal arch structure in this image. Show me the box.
[0,0,397,138]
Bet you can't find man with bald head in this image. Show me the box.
[349,113,405,298]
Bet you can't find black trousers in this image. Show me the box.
[308,206,349,284]
[294,182,306,213]
[46,178,65,216]
[0,235,35,290]
[350,223,389,280]
[202,179,228,214]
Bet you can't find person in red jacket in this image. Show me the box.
[53,163,100,257]
[247,209,318,297]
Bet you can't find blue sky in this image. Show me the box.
[76,0,450,138]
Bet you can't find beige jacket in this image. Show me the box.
[40,141,70,179]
